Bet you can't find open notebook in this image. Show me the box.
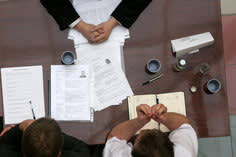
[128,92,186,132]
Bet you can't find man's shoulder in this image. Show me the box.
[0,144,22,157]
[61,150,83,157]
[104,137,132,157]
[169,124,198,157]
[169,124,197,139]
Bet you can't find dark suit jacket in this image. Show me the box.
[40,0,152,30]
[0,125,91,157]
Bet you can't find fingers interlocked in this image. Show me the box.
[137,104,167,120]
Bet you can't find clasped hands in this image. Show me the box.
[75,18,118,44]
[136,104,167,123]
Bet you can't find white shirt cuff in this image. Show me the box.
[111,16,122,26]
[69,18,81,28]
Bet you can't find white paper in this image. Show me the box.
[1,66,45,125]
[75,42,133,111]
[50,65,93,121]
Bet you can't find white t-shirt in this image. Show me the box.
[103,124,198,157]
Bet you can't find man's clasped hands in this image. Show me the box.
[136,103,168,123]
[75,18,118,44]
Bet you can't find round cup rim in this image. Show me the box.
[207,79,221,93]
[61,51,75,65]
[147,59,161,73]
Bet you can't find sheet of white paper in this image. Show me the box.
[75,42,133,111]
[76,41,122,68]
[50,65,93,121]
[1,66,45,125]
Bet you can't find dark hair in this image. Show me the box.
[22,118,63,157]
[131,129,174,157]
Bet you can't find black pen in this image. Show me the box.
[29,101,36,120]
[156,97,160,130]
[142,74,164,86]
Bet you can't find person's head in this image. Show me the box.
[22,118,63,157]
[132,129,174,157]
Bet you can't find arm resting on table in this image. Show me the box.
[159,112,191,132]
[107,117,149,141]
[111,0,152,28]
[40,0,80,30]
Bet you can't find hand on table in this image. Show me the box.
[19,119,35,131]
[136,103,167,123]
[136,104,152,122]
[0,125,15,137]
[75,18,118,44]
[75,21,100,43]
[151,104,167,122]
[91,17,118,43]
[0,119,35,137]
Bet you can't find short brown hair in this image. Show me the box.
[22,118,63,157]
[131,129,174,157]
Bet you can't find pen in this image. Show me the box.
[156,98,160,130]
[29,100,36,120]
[48,80,51,117]
[142,74,164,86]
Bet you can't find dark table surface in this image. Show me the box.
[0,0,230,144]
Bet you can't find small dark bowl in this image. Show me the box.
[206,79,221,94]
[146,59,161,73]
[61,51,75,65]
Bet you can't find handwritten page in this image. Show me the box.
[50,65,93,121]
[1,66,45,125]
[76,42,133,111]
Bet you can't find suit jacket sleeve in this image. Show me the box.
[40,0,152,30]
[62,133,90,156]
[40,0,80,30]
[0,125,23,153]
[111,0,152,28]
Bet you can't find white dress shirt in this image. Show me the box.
[68,0,129,46]
[103,124,198,157]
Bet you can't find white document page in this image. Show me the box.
[157,92,186,132]
[50,65,92,121]
[76,42,133,111]
[76,41,123,69]
[1,66,45,125]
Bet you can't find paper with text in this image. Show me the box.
[157,92,186,132]
[128,92,186,133]
[50,65,93,121]
[76,42,133,111]
[1,66,45,125]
